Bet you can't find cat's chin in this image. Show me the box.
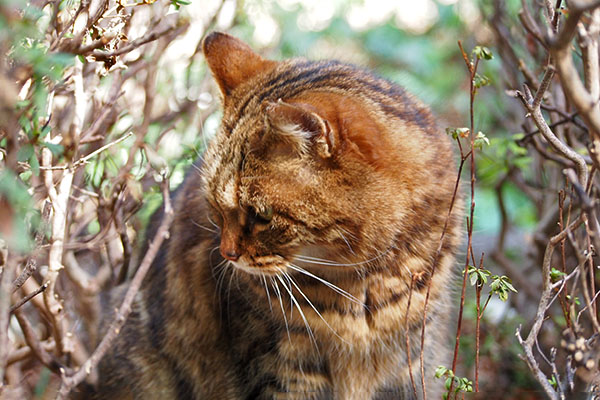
[228,255,287,277]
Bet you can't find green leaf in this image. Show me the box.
[171,0,191,8]
[17,143,34,162]
[473,73,491,89]
[501,276,518,293]
[474,131,490,149]
[43,142,64,157]
[566,295,581,306]
[550,267,566,282]
[472,45,493,60]
[470,271,478,286]
[445,377,452,390]
[39,124,51,139]
[29,153,40,176]
[435,366,448,378]
[490,275,517,301]
[467,266,490,286]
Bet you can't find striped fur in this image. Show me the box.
[93,32,462,399]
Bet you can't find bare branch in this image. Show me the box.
[549,2,600,141]
[517,216,585,400]
[91,22,188,61]
[39,131,134,171]
[9,282,48,314]
[42,147,74,356]
[56,178,174,399]
[515,68,589,187]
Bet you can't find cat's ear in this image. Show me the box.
[264,100,334,158]
[202,32,277,97]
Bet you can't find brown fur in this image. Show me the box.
[93,32,462,400]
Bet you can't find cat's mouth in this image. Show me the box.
[229,254,288,276]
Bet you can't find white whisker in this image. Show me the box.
[287,263,364,307]
[262,274,273,313]
[336,229,355,255]
[205,213,220,231]
[282,272,349,345]
[271,277,292,343]
[226,262,237,322]
[190,161,204,175]
[190,218,217,233]
[212,258,229,322]
[294,247,392,267]
[275,273,319,354]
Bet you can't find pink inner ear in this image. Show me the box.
[265,94,395,166]
[266,101,324,137]
[281,93,394,168]
[202,32,277,96]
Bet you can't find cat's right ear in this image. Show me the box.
[264,100,334,158]
[202,32,276,98]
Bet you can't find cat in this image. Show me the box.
[92,32,462,400]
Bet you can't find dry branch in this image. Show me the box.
[56,178,174,399]
[517,216,585,400]
[9,282,48,314]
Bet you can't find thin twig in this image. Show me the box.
[515,68,589,187]
[447,41,480,399]
[39,132,134,171]
[91,23,187,60]
[10,283,48,314]
[549,1,600,141]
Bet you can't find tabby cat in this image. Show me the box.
[93,32,462,400]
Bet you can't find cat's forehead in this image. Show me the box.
[202,134,244,209]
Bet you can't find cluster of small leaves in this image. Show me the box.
[467,266,518,301]
[470,46,493,94]
[473,73,491,89]
[445,127,490,150]
[550,267,567,282]
[467,265,491,287]
[566,294,581,306]
[474,131,490,149]
[548,375,558,389]
[446,127,470,140]
[472,45,493,60]
[489,274,517,301]
[435,366,473,399]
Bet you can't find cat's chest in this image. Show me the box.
[273,325,403,398]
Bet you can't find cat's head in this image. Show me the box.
[200,32,446,277]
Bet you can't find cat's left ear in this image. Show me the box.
[265,100,334,158]
[202,32,277,97]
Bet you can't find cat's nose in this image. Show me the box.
[220,219,242,261]
[221,248,240,261]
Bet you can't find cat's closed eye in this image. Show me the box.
[249,205,273,224]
